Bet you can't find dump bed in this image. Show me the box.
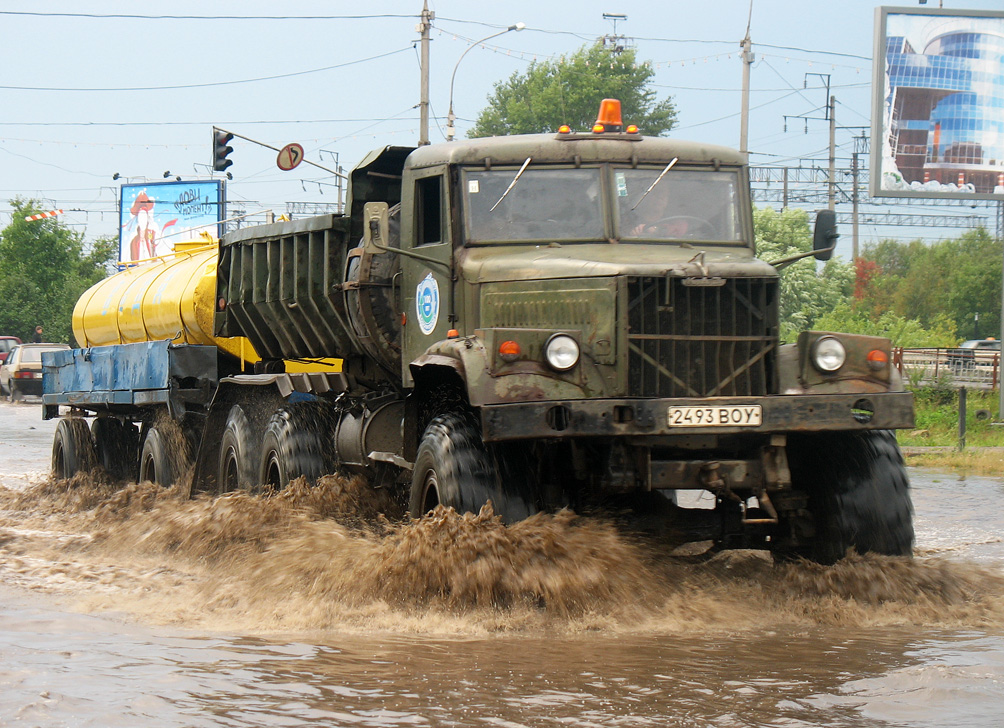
[214,214,359,362]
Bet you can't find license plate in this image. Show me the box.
[668,405,762,427]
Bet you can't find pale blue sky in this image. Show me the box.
[0,0,1000,259]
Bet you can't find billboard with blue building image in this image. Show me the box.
[872,7,1004,200]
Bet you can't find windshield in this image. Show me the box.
[615,168,743,242]
[463,168,605,242]
[461,165,745,245]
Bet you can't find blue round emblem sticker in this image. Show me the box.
[416,272,440,335]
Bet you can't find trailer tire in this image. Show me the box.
[258,402,332,490]
[52,417,96,479]
[217,405,257,493]
[139,426,175,487]
[785,429,914,564]
[410,412,537,524]
[91,417,137,482]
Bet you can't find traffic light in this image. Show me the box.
[213,129,234,172]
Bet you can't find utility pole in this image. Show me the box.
[828,94,836,211]
[851,151,859,260]
[417,1,434,146]
[739,33,753,154]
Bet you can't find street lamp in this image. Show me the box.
[446,22,525,142]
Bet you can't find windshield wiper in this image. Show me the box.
[630,157,678,210]
[490,157,532,211]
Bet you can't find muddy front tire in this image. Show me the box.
[785,429,914,564]
[52,418,96,479]
[409,412,538,524]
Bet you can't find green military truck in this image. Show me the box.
[46,100,914,564]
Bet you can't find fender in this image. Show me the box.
[410,335,603,406]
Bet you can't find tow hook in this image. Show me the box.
[742,488,779,525]
[698,462,725,491]
[702,461,779,526]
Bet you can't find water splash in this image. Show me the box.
[1,473,1002,635]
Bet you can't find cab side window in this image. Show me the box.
[415,175,443,246]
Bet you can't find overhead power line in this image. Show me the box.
[0,47,412,92]
[0,11,418,20]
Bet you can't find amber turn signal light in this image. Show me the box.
[866,349,888,370]
[499,340,521,362]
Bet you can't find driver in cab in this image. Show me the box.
[622,184,712,240]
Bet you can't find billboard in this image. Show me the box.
[871,7,1004,201]
[118,180,224,262]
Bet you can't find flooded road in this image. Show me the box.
[1,400,1002,727]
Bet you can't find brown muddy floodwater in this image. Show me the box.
[0,400,1002,727]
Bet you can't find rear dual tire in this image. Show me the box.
[258,402,334,490]
[52,418,96,479]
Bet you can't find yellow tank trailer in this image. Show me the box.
[72,243,259,366]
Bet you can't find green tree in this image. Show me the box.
[813,303,958,348]
[857,229,1001,341]
[753,207,854,342]
[468,44,677,138]
[0,198,116,344]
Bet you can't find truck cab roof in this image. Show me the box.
[405,133,748,171]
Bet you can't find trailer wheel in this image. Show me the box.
[52,418,96,479]
[91,418,138,482]
[139,426,175,487]
[218,405,256,493]
[410,412,538,524]
[258,402,332,490]
[784,429,914,564]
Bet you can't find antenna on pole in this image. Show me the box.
[600,13,633,55]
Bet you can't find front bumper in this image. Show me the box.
[480,392,914,442]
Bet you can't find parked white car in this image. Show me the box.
[0,343,70,402]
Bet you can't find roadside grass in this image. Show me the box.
[897,384,1004,449]
[903,448,1004,475]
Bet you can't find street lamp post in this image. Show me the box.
[446,22,525,142]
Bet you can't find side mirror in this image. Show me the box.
[812,209,837,261]
[362,201,390,255]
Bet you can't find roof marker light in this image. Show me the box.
[594,97,618,130]
[558,124,571,134]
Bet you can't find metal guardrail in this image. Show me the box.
[894,347,1000,389]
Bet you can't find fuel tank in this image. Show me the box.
[72,243,259,364]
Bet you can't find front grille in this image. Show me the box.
[627,276,778,397]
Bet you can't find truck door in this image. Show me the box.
[400,171,452,386]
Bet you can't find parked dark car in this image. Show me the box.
[0,336,22,365]
[947,338,1001,372]
[0,343,70,401]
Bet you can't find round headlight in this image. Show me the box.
[545,334,580,371]
[812,336,846,372]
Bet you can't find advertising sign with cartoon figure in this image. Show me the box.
[118,180,224,263]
